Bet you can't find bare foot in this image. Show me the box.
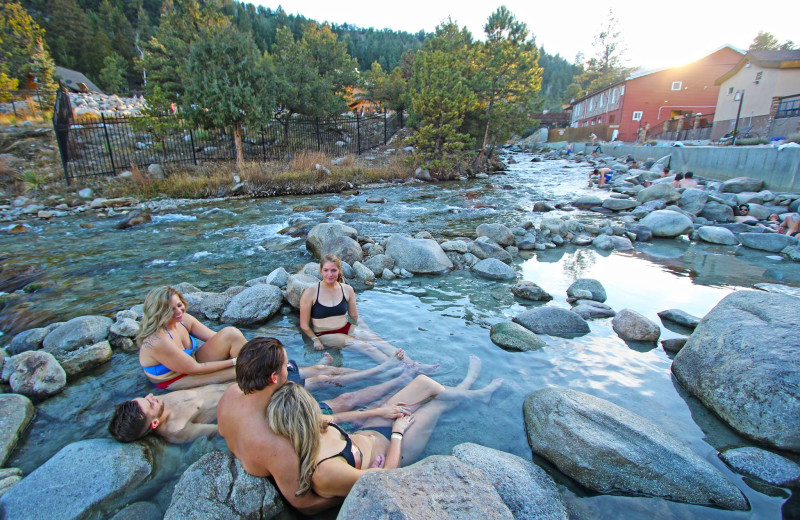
[470,378,504,404]
[319,352,334,366]
[394,348,405,361]
[409,361,440,375]
[456,354,482,389]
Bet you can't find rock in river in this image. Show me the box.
[42,315,113,354]
[0,394,34,466]
[385,234,453,274]
[719,446,800,487]
[513,307,590,337]
[221,284,283,326]
[612,309,661,342]
[672,290,800,452]
[511,281,552,301]
[523,387,747,510]
[639,210,693,237]
[472,258,517,280]
[2,351,66,398]
[490,322,546,351]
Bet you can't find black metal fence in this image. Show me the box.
[52,86,405,184]
[1,88,57,117]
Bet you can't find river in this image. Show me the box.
[1,152,797,518]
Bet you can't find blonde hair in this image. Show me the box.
[136,286,187,345]
[319,254,344,283]
[267,382,327,495]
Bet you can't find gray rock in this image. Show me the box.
[639,210,694,237]
[637,183,682,203]
[513,307,590,337]
[672,290,800,451]
[108,502,162,520]
[337,455,513,520]
[739,232,798,253]
[382,268,396,280]
[661,337,687,353]
[612,309,661,342]
[164,451,284,520]
[782,244,800,261]
[321,234,363,266]
[700,201,734,222]
[110,317,140,338]
[477,223,515,247]
[532,201,556,212]
[305,223,358,258]
[115,210,152,230]
[385,234,453,274]
[721,177,764,194]
[110,336,136,352]
[2,351,66,398]
[55,340,113,377]
[472,258,517,280]
[602,198,640,211]
[147,163,165,179]
[592,234,634,250]
[184,291,229,321]
[77,188,92,198]
[657,309,701,329]
[221,284,283,326]
[352,261,375,285]
[259,267,290,288]
[0,439,152,520]
[571,300,616,320]
[697,226,738,245]
[572,195,603,209]
[9,326,54,355]
[511,281,552,301]
[625,224,653,241]
[364,254,395,276]
[0,394,34,466]
[523,388,747,509]
[566,279,606,302]
[719,447,800,487]
[470,239,513,263]
[42,315,113,354]
[451,443,568,520]
[173,282,200,295]
[678,188,708,215]
[284,274,319,309]
[115,310,138,322]
[440,240,470,254]
[0,468,22,499]
[490,322,546,351]
[540,218,567,237]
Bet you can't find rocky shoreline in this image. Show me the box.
[1,148,800,518]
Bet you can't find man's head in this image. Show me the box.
[662,167,670,177]
[593,168,599,175]
[236,337,288,394]
[684,171,694,179]
[109,394,164,442]
[738,204,750,215]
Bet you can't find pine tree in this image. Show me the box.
[0,2,47,83]
[99,53,128,94]
[749,31,796,51]
[572,10,632,94]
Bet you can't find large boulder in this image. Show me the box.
[0,394,34,466]
[513,307,590,337]
[612,309,660,342]
[477,223,515,247]
[9,324,59,355]
[363,254,395,276]
[320,235,363,266]
[511,281,553,301]
[337,455,513,519]
[572,195,603,209]
[470,239,513,263]
[721,177,764,194]
[636,183,682,203]
[183,291,230,321]
[570,300,616,320]
[490,322,546,351]
[2,351,66,398]
[678,188,708,216]
[700,201,734,222]
[42,315,113,354]
[451,443,568,520]
[221,284,283,326]
[164,451,284,520]
[592,234,634,251]
[0,439,153,520]
[523,388,747,510]
[639,210,693,237]
[472,258,517,280]
[696,226,738,245]
[672,290,800,452]
[657,309,701,329]
[719,447,800,487]
[385,234,453,274]
[602,198,640,211]
[566,279,606,302]
[55,340,113,377]
[284,273,319,309]
[738,232,798,253]
[305,222,358,258]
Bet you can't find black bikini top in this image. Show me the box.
[317,423,360,469]
[311,283,348,319]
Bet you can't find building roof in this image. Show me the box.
[716,50,800,84]
[54,66,103,93]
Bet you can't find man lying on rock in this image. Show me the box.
[108,347,413,443]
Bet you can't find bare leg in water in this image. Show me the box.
[302,350,408,392]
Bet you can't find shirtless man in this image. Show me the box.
[679,171,699,188]
[110,350,410,444]
[590,167,614,187]
[218,337,413,514]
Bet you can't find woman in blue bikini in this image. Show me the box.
[137,286,247,390]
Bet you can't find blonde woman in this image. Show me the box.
[267,356,502,499]
[137,286,246,390]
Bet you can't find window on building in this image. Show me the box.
[599,93,605,107]
[728,87,734,95]
[620,85,625,95]
[611,89,618,103]
[589,98,594,111]
[776,96,800,118]
[671,81,682,91]
[609,114,616,123]
[632,111,643,121]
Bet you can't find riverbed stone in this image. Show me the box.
[0,394,33,466]
[477,223,515,247]
[9,325,53,355]
[337,455,513,520]
[700,201,734,222]
[511,281,552,301]
[602,198,640,211]
[115,210,151,229]
[470,239,513,263]
[108,502,162,520]
[490,322,546,351]
[661,337,687,353]
[719,447,800,487]
[363,254,395,276]
[572,195,603,209]
[721,177,764,194]
[352,261,375,285]
[221,284,283,326]
[385,234,453,274]
[320,234,363,265]
[305,223,358,258]
[110,317,139,338]
[672,290,800,452]
[42,315,113,354]
[612,309,660,342]
[571,300,616,320]
[55,340,113,377]
[678,188,709,215]
[184,291,228,320]
[592,234,634,250]
[173,282,200,295]
[0,439,153,520]
[284,273,319,309]
[696,226,738,245]
[636,183,682,203]
[0,468,22,498]
[440,239,470,254]
[164,451,284,520]
[513,307,590,337]
[739,232,798,253]
[657,309,701,329]
[567,279,606,302]
[451,442,568,520]
[472,258,517,280]
[523,387,747,510]
[2,351,66,398]
[639,210,693,237]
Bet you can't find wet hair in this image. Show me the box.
[663,167,670,173]
[674,172,684,181]
[319,254,344,283]
[137,286,187,345]
[108,400,151,442]
[684,172,694,179]
[267,382,327,496]
[592,168,599,174]
[236,337,286,394]
[738,204,750,213]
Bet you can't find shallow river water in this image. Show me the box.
[1,153,798,519]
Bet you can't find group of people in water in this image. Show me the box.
[107,253,501,512]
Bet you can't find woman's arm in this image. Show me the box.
[146,339,235,375]
[327,404,407,427]
[180,313,217,342]
[299,287,325,350]
[344,284,358,324]
[381,415,414,470]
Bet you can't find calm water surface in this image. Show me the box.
[1,153,798,519]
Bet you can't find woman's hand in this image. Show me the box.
[312,338,325,351]
[392,414,415,434]
[374,403,409,420]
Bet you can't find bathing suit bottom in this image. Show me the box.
[361,425,393,440]
[155,374,187,390]
[317,323,352,336]
[287,359,305,386]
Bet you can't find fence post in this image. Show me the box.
[315,117,321,151]
[189,127,198,165]
[384,110,388,145]
[399,109,404,129]
[11,99,17,118]
[101,113,116,174]
[356,113,361,155]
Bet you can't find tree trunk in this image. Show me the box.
[476,97,495,166]
[233,122,244,168]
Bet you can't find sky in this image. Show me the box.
[249,0,798,71]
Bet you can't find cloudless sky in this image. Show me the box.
[249,0,798,71]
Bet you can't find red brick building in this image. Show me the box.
[569,46,744,142]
